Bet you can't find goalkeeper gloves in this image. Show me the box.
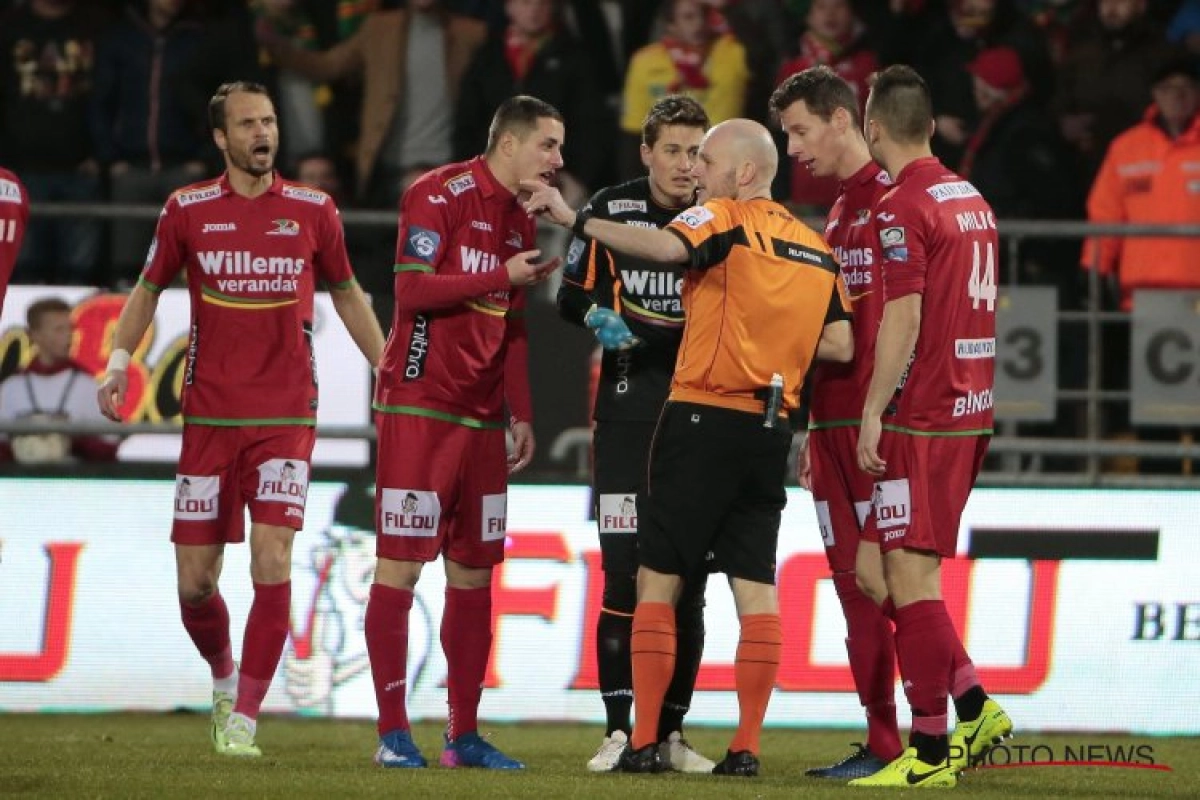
[584,305,641,351]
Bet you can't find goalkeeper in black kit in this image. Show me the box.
[556,95,714,773]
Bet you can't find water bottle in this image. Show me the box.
[763,373,784,429]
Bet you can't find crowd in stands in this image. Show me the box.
[1,0,1198,310]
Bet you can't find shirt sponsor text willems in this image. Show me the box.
[197,250,304,293]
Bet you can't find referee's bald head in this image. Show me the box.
[705,119,778,188]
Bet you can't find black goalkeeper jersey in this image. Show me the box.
[556,177,690,423]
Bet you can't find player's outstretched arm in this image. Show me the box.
[329,281,385,368]
[816,319,853,363]
[97,284,160,422]
[520,180,687,264]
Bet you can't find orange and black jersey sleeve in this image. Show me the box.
[664,197,852,415]
[557,176,690,422]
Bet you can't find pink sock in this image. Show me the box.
[366,583,414,736]
[233,581,291,719]
[180,592,235,680]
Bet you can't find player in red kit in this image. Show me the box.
[769,66,901,779]
[850,65,1012,788]
[367,95,563,771]
[0,167,29,313]
[97,82,385,758]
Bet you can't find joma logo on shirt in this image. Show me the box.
[197,251,305,275]
[460,246,500,274]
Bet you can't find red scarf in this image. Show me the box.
[662,36,710,92]
[959,87,1027,179]
[505,26,550,83]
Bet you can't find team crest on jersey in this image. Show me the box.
[675,206,714,229]
[506,230,523,248]
[267,218,300,236]
[852,209,871,226]
[176,184,222,207]
[0,178,21,203]
[608,198,647,215]
[282,185,327,205]
[404,226,441,260]
[445,172,475,196]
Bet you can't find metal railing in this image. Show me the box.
[12,203,1200,488]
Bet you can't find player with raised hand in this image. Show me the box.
[97,81,385,758]
[365,95,563,772]
[556,94,715,773]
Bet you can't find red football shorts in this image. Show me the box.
[862,432,990,558]
[374,412,509,568]
[808,426,876,573]
[171,424,316,545]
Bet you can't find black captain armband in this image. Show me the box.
[571,207,593,238]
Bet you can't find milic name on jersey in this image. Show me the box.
[176,184,222,207]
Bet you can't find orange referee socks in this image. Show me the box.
[630,602,676,750]
[729,613,782,755]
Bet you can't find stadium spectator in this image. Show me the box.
[1169,0,1200,55]
[768,65,901,780]
[524,117,854,776]
[96,81,385,758]
[0,297,118,463]
[556,95,715,774]
[619,0,750,181]
[775,0,879,212]
[365,95,564,771]
[260,0,487,207]
[1082,57,1200,311]
[850,65,1011,788]
[0,0,105,286]
[89,0,208,287]
[961,46,1082,288]
[908,0,1054,170]
[454,0,608,205]
[1054,0,1181,181]
[0,167,28,312]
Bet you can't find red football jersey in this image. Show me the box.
[0,167,29,312]
[141,172,356,424]
[874,157,996,433]
[809,161,891,427]
[374,157,536,425]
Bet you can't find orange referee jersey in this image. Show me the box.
[664,197,852,415]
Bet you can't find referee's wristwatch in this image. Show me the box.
[571,207,594,238]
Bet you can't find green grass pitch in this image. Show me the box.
[1,714,1197,798]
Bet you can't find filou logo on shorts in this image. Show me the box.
[873,478,911,529]
[381,488,441,537]
[598,493,637,534]
[482,493,507,542]
[174,474,219,521]
[256,458,310,504]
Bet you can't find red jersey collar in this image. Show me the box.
[469,156,517,204]
[843,160,883,190]
[894,156,942,184]
[216,171,284,197]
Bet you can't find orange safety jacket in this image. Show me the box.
[1082,105,1200,309]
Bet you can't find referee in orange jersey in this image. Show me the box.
[523,118,854,777]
